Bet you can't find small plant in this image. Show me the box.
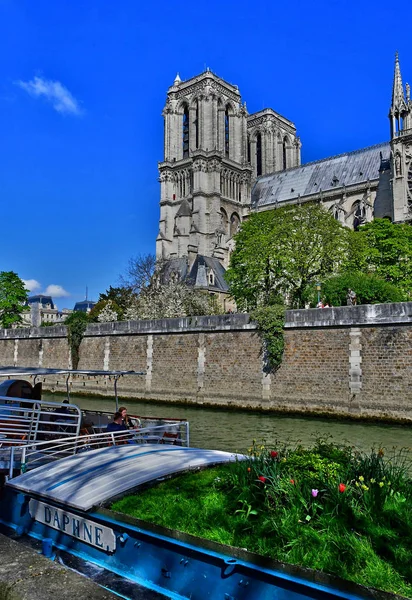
[251,305,285,372]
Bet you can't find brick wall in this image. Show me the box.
[0,306,411,421]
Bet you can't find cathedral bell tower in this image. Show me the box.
[389,52,412,222]
[156,70,252,269]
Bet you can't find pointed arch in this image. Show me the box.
[220,207,229,238]
[352,200,366,231]
[225,104,231,157]
[256,132,262,176]
[230,212,240,238]
[283,135,289,170]
[182,104,190,158]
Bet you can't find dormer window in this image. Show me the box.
[209,271,215,286]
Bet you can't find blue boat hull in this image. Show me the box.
[0,487,400,600]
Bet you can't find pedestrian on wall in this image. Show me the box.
[347,288,357,306]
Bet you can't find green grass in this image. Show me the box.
[111,439,412,598]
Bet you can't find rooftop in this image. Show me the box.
[252,142,390,209]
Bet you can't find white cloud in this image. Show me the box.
[23,279,41,292]
[44,284,70,298]
[16,76,82,116]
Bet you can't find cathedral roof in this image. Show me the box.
[251,142,390,209]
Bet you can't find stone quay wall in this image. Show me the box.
[0,303,411,421]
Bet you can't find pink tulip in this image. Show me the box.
[311,489,319,498]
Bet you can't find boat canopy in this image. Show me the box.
[0,367,145,409]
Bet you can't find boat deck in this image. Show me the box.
[7,445,245,511]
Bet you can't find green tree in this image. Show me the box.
[355,219,412,298]
[226,203,349,309]
[89,286,138,322]
[0,271,29,329]
[313,272,405,307]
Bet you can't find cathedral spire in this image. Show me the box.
[391,52,406,113]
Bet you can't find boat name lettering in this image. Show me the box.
[28,500,116,552]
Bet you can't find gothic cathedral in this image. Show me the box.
[156,55,412,299]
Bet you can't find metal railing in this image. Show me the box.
[0,396,82,446]
[3,420,189,479]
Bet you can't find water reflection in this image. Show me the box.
[43,392,412,454]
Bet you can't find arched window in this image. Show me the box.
[247,135,251,163]
[352,201,366,231]
[183,105,189,158]
[195,100,199,149]
[283,137,288,170]
[256,133,262,176]
[220,208,229,237]
[230,213,240,238]
[225,107,230,156]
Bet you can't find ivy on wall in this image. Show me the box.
[251,305,285,373]
[65,312,89,369]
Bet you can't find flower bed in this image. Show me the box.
[111,438,412,597]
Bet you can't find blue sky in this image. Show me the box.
[1,0,411,307]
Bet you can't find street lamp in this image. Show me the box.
[316,282,321,305]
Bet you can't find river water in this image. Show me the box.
[43,392,412,454]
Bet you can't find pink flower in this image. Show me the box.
[258,476,267,483]
[311,489,319,497]
[339,483,346,493]
[270,451,278,458]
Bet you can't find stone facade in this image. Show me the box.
[156,55,412,295]
[157,70,300,271]
[1,305,412,422]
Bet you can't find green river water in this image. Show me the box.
[43,392,412,454]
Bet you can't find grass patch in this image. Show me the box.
[111,438,412,597]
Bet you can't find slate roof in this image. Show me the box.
[74,300,96,312]
[163,255,229,293]
[252,142,390,209]
[187,256,229,293]
[27,295,55,309]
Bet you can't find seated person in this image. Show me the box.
[119,406,139,429]
[106,412,135,444]
[106,412,128,433]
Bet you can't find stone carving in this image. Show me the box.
[214,229,224,246]
[174,78,239,103]
[395,153,402,176]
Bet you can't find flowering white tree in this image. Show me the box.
[118,256,218,320]
[135,279,213,320]
[97,300,118,322]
